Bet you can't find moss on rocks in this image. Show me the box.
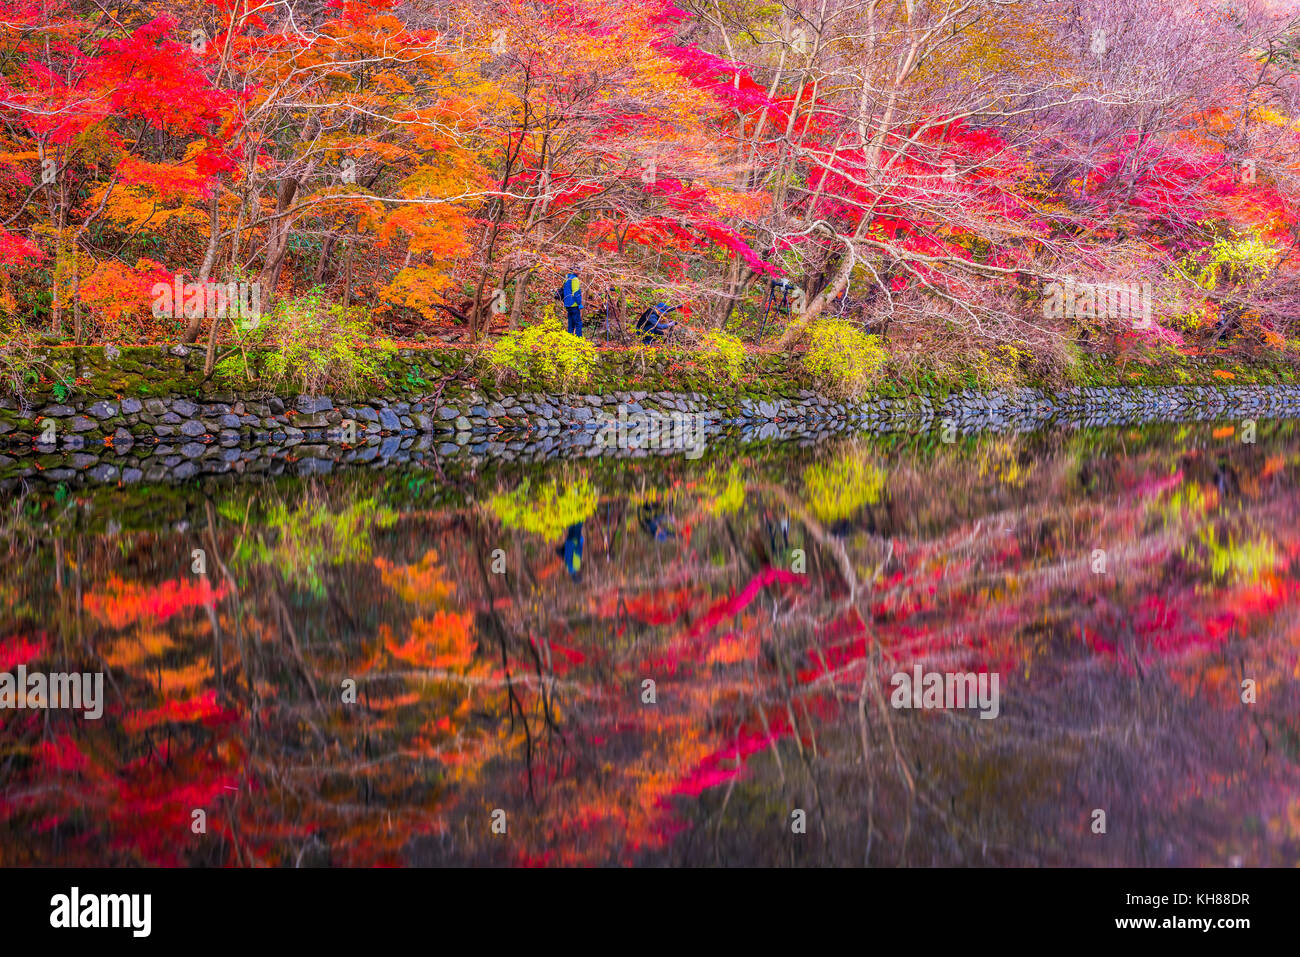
[4,343,1298,409]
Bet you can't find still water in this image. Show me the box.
[2,423,1299,866]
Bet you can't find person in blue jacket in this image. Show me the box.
[634,302,679,342]
[555,272,584,336]
[638,503,675,542]
[555,522,584,582]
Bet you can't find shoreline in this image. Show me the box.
[3,379,1296,491]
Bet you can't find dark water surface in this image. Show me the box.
[3,423,1299,866]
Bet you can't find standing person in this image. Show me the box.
[555,271,584,337]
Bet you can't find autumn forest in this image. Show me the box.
[2,0,1299,365]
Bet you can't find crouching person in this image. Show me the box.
[634,302,680,342]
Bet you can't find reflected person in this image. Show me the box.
[638,503,675,542]
[555,522,584,581]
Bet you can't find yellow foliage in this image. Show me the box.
[103,630,176,669]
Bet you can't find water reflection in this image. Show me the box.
[557,523,584,582]
[2,424,1299,866]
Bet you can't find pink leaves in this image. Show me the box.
[0,228,44,267]
[669,729,778,798]
[0,633,46,671]
[655,42,778,114]
[33,734,89,774]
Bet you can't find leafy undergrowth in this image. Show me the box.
[3,340,1298,406]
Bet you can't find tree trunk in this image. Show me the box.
[508,270,533,329]
[50,195,66,337]
[314,233,336,285]
[184,193,223,342]
[204,310,224,377]
[343,239,353,308]
[72,263,81,345]
[777,229,860,349]
[256,174,303,310]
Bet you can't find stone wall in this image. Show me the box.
[4,380,1300,490]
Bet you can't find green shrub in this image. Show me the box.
[0,339,45,401]
[234,497,398,597]
[1189,527,1276,583]
[1183,230,1279,292]
[486,316,597,391]
[488,476,598,540]
[802,319,888,396]
[696,330,746,386]
[967,344,1029,389]
[218,289,390,395]
[0,311,54,401]
[803,452,886,523]
[702,463,746,515]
